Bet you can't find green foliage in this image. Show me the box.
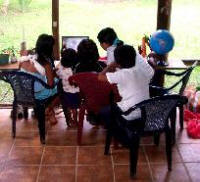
[18,0,32,12]
[0,46,18,56]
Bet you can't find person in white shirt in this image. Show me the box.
[98,45,154,123]
[97,27,123,65]
[56,48,80,125]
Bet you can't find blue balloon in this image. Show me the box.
[149,29,174,55]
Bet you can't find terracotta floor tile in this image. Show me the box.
[42,146,77,165]
[38,166,75,182]
[0,120,12,138]
[1,108,200,181]
[178,144,200,162]
[0,138,13,164]
[0,162,4,176]
[77,165,114,182]
[145,145,182,164]
[151,163,190,182]
[78,146,111,165]
[81,128,106,146]
[112,147,147,165]
[6,146,43,166]
[46,130,77,146]
[0,166,39,182]
[14,131,41,146]
[140,136,153,145]
[16,118,38,132]
[48,115,69,132]
[114,164,152,182]
[185,163,200,182]
[176,129,200,144]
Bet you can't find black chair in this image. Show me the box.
[0,71,58,144]
[104,94,188,178]
[150,62,196,143]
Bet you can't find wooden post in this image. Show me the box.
[52,0,60,60]
[152,0,172,89]
[157,0,172,30]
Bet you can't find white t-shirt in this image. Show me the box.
[106,53,154,120]
[107,45,116,65]
[56,63,79,93]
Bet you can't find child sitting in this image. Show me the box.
[56,48,80,126]
[97,27,123,65]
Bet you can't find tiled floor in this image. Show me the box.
[0,109,200,182]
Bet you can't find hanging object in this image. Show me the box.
[149,29,174,55]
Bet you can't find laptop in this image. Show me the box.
[62,36,89,51]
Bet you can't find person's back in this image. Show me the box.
[99,45,154,120]
[56,48,79,93]
[56,48,80,126]
[19,34,59,125]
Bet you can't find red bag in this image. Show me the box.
[184,109,200,139]
[187,119,200,139]
[184,109,197,122]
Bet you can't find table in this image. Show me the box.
[156,59,188,70]
[152,59,189,88]
[0,62,20,71]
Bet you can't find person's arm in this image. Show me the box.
[136,53,154,79]
[44,62,55,87]
[19,60,38,73]
[98,73,108,82]
[101,62,120,74]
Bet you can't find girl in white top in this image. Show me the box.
[97,27,123,65]
[99,45,154,121]
[56,48,80,125]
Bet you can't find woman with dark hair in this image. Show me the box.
[35,34,55,68]
[74,39,105,73]
[19,34,59,125]
[97,27,123,65]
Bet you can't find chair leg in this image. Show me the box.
[170,108,176,145]
[12,102,17,138]
[165,125,172,171]
[153,132,160,146]
[77,105,85,145]
[104,129,112,155]
[35,104,46,144]
[113,139,119,150]
[23,106,28,119]
[63,107,71,127]
[179,105,184,130]
[129,135,140,178]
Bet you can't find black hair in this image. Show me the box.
[97,27,123,46]
[61,48,77,68]
[114,45,136,68]
[77,39,99,63]
[35,34,55,65]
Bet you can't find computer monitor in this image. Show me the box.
[62,36,89,51]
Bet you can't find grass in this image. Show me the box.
[0,0,200,103]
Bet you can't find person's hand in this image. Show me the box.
[101,62,120,74]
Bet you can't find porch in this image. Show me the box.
[0,108,199,182]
